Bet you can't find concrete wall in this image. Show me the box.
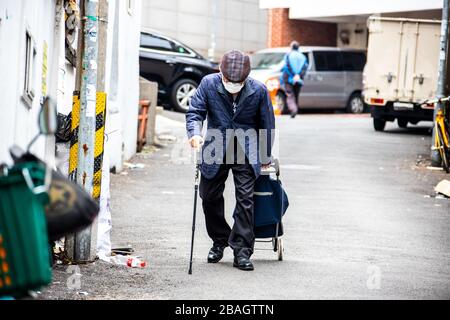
[337,23,367,50]
[141,0,268,60]
[0,0,59,164]
[0,0,142,173]
[105,0,142,172]
[260,0,443,18]
[261,0,442,51]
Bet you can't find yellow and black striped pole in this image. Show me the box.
[69,92,107,200]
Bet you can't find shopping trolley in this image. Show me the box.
[254,159,289,261]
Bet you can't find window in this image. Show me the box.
[140,33,194,56]
[341,52,366,71]
[23,30,36,107]
[174,44,191,55]
[250,52,286,70]
[313,51,343,72]
[140,34,174,52]
[303,52,311,70]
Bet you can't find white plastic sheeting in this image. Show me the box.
[96,151,112,261]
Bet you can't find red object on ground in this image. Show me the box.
[137,100,150,152]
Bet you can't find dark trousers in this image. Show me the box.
[199,163,256,258]
[284,82,302,115]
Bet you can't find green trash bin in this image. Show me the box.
[0,162,52,296]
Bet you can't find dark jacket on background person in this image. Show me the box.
[186,73,275,179]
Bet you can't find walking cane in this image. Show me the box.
[188,149,201,275]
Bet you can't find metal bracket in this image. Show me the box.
[414,74,425,85]
[386,72,395,83]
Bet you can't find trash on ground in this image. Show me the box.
[111,247,135,256]
[123,162,145,169]
[158,134,177,142]
[141,145,160,154]
[425,193,449,199]
[77,291,89,296]
[109,254,147,268]
[435,180,450,198]
[427,166,443,171]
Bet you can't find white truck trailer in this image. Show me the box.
[363,16,448,131]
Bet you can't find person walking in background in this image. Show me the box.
[186,50,275,271]
[280,41,308,118]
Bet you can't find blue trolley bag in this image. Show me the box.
[253,174,289,238]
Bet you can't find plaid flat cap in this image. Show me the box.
[220,50,251,83]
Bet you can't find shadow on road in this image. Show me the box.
[383,126,432,136]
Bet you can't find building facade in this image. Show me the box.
[141,0,268,60]
[0,0,142,172]
[104,0,142,172]
[260,0,443,49]
[0,0,61,164]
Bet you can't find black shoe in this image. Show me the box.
[207,246,225,263]
[233,257,254,271]
[290,112,296,118]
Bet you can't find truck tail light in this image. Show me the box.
[265,77,281,114]
[370,98,385,105]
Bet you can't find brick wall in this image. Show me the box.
[268,8,337,48]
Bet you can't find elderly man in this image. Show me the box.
[186,50,275,271]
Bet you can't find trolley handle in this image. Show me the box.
[261,158,280,177]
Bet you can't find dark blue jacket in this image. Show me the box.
[186,73,275,179]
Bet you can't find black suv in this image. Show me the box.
[139,31,219,112]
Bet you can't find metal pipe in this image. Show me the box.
[432,0,450,166]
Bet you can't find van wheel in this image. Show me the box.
[170,79,198,113]
[398,119,408,128]
[374,118,386,131]
[347,93,365,114]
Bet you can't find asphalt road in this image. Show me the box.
[43,111,450,300]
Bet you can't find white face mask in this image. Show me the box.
[222,78,244,94]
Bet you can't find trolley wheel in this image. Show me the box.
[277,238,283,261]
[272,238,278,252]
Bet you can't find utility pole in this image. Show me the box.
[432,0,450,166]
[73,0,100,262]
[97,0,108,93]
[208,0,217,61]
